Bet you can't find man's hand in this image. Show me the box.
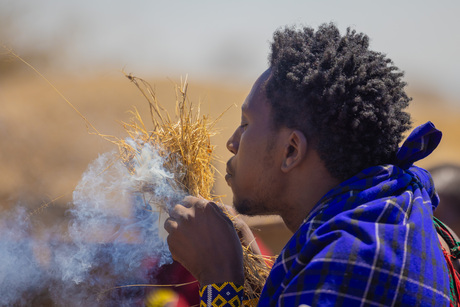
[220,205,262,255]
[164,196,245,286]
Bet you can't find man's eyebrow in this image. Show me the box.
[241,102,249,115]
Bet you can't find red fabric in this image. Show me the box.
[440,246,460,307]
[153,261,200,306]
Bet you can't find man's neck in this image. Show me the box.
[279,155,340,233]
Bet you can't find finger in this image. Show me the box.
[168,204,189,220]
[208,201,225,213]
[217,203,237,216]
[210,202,238,221]
[207,202,235,226]
[182,195,207,208]
[164,217,178,234]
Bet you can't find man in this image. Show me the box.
[165,23,460,306]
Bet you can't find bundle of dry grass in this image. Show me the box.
[116,74,273,303]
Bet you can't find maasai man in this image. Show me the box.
[164,23,460,306]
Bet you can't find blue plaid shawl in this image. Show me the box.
[258,122,453,306]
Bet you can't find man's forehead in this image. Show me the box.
[241,69,271,113]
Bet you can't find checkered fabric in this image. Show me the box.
[434,217,460,306]
[258,122,454,306]
[200,122,455,306]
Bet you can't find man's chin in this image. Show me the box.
[233,197,268,216]
[233,198,253,216]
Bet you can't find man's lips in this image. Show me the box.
[225,160,234,184]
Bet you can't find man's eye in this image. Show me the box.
[240,124,248,130]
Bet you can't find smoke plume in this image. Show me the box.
[0,141,185,306]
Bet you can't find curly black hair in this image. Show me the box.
[265,23,412,181]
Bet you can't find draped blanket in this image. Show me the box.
[259,122,454,306]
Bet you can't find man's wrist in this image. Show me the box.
[197,250,245,286]
[198,267,244,286]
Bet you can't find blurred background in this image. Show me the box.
[1,0,460,254]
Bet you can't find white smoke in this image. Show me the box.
[0,141,185,306]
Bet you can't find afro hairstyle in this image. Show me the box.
[265,23,412,180]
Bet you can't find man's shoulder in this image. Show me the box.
[263,206,452,306]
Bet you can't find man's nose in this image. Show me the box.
[226,131,239,154]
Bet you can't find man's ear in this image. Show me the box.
[281,130,307,173]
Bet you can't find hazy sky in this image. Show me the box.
[3,0,460,100]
